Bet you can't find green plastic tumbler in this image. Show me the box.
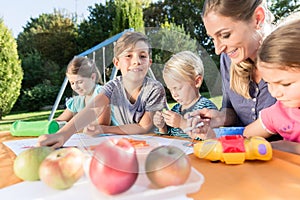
[10,120,59,136]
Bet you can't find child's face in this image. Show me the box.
[164,76,199,108]
[114,41,152,82]
[258,62,300,108]
[67,74,96,96]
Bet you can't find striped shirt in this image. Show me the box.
[168,96,218,139]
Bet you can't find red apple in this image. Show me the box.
[89,138,139,195]
[13,146,54,181]
[145,145,191,188]
[39,147,84,190]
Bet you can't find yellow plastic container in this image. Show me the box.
[194,135,272,164]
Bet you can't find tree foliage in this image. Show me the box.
[21,51,61,89]
[113,0,149,34]
[77,0,116,52]
[268,0,300,22]
[0,19,23,119]
[14,11,78,112]
[144,0,209,53]
[17,10,78,69]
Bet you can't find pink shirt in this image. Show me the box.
[260,101,300,142]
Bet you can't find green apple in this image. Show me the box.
[145,145,191,188]
[13,146,54,181]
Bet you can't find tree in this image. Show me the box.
[113,0,150,34]
[17,10,78,71]
[144,0,218,62]
[14,11,78,112]
[268,0,300,22]
[77,0,116,52]
[21,51,61,89]
[0,19,23,119]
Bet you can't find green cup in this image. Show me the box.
[10,120,59,136]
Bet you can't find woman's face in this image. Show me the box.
[203,11,261,64]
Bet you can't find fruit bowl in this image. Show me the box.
[83,156,204,200]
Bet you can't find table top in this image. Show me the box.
[1,131,300,199]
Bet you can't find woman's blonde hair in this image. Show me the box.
[163,51,204,85]
[66,56,103,84]
[202,0,274,98]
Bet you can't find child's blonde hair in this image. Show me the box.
[66,56,102,84]
[258,19,300,70]
[113,31,152,59]
[163,51,204,85]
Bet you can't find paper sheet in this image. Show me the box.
[3,134,194,156]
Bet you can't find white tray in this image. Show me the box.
[84,155,204,200]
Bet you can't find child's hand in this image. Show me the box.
[153,111,165,128]
[84,122,105,136]
[37,133,65,149]
[162,110,184,129]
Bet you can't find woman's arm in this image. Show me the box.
[186,107,238,129]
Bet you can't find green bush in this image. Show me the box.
[13,83,60,112]
[0,19,23,119]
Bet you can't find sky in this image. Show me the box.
[0,0,106,38]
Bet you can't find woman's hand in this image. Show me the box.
[184,117,212,140]
[186,108,237,128]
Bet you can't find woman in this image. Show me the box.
[187,0,280,141]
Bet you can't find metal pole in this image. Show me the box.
[103,46,106,84]
[48,77,68,121]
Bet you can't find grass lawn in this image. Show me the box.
[0,96,222,132]
[0,110,64,132]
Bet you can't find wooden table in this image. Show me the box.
[1,131,300,199]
